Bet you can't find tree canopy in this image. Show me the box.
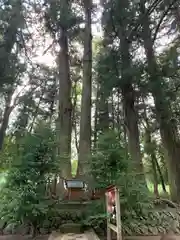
[0,0,180,237]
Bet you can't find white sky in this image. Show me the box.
[34,22,102,66]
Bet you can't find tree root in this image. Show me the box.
[154,198,177,208]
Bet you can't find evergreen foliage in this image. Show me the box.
[0,0,180,236]
[91,131,151,213]
[0,123,58,235]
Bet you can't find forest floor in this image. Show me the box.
[0,235,48,240]
[2,234,180,240]
[0,231,99,240]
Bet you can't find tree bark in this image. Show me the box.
[0,0,22,89]
[122,85,143,173]
[140,0,180,201]
[119,31,144,174]
[77,0,92,177]
[0,91,14,151]
[97,85,109,133]
[111,93,115,130]
[143,101,160,197]
[93,84,99,149]
[57,26,72,179]
[151,152,159,197]
[72,82,79,154]
[29,92,43,133]
[156,156,167,193]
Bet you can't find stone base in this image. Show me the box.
[59,224,83,234]
[48,230,100,240]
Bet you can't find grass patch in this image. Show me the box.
[147,181,170,195]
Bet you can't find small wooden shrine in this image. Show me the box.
[64,179,87,201]
[63,178,107,201]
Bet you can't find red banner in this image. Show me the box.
[106,185,121,240]
[106,186,116,216]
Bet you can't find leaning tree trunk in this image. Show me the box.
[77,0,92,178]
[140,0,180,201]
[57,27,72,179]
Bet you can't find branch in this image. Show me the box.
[154,198,177,208]
[42,39,56,56]
[152,0,177,43]
[127,0,163,42]
[12,70,46,108]
[12,85,27,107]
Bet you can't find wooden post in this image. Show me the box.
[115,187,122,240]
[106,193,111,240]
[106,185,122,240]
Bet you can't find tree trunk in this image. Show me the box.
[93,84,99,149]
[173,2,180,28]
[111,94,115,130]
[0,92,14,151]
[151,151,159,197]
[143,101,160,197]
[77,0,92,178]
[122,85,143,173]
[57,27,72,179]
[106,0,144,175]
[72,82,79,154]
[156,156,167,193]
[97,86,109,133]
[117,90,122,141]
[0,0,22,89]
[30,221,38,238]
[140,0,180,201]
[51,174,57,197]
[0,106,13,151]
[119,31,144,174]
[29,92,43,133]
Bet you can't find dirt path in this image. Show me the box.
[0,236,48,240]
[60,233,88,240]
[3,234,180,240]
[52,230,99,240]
[0,234,90,240]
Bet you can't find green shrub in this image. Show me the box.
[91,130,128,188]
[0,122,59,236]
[88,130,152,231]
